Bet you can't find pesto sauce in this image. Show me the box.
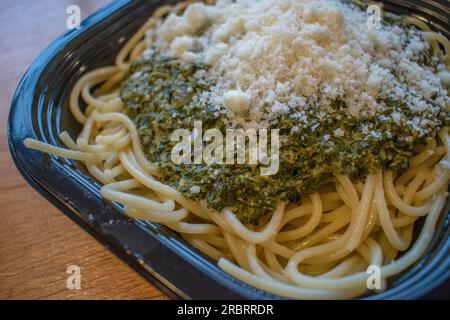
[121,54,448,225]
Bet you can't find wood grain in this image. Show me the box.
[0,0,167,300]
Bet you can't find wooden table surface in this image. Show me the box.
[0,0,166,300]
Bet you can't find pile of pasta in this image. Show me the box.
[25,0,450,299]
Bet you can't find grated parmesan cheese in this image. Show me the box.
[223,90,251,113]
[170,36,194,57]
[150,0,448,132]
[333,128,345,137]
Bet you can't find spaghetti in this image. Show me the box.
[25,0,450,299]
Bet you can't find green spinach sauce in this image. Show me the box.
[121,50,448,224]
